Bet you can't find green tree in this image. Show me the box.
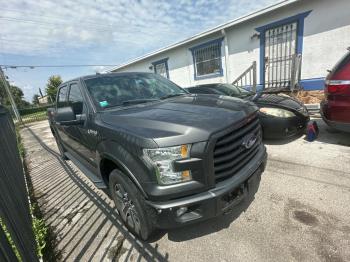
[45,75,62,103]
[0,80,30,108]
[32,94,40,105]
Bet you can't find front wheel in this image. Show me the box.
[109,169,156,240]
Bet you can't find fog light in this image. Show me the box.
[176,206,188,217]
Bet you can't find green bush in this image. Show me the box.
[19,104,54,116]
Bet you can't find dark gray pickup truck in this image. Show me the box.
[48,72,267,240]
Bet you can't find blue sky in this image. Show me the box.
[0,0,278,102]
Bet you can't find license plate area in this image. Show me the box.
[221,184,246,212]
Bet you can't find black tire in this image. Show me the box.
[109,169,156,240]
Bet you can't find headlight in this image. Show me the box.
[297,106,309,116]
[143,145,191,185]
[259,107,295,118]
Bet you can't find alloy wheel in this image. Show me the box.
[114,183,141,234]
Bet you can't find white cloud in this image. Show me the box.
[0,0,279,57]
[0,0,279,102]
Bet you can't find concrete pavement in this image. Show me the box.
[20,119,350,261]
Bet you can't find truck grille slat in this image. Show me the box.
[214,145,260,180]
[213,115,261,181]
[215,118,260,147]
[214,142,260,173]
[214,125,261,157]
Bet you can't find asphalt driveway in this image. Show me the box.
[20,118,350,261]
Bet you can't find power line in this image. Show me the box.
[0,16,115,33]
[0,64,117,69]
[0,8,114,28]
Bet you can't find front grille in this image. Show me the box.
[213,116,261,181]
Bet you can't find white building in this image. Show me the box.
[108,0,350,91]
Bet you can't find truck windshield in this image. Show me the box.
[84,73,187,109]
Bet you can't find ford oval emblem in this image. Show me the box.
[242,133,257,149]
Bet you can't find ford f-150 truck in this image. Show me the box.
[48,72,267,240]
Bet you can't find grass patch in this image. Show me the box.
[21,111,47,124]
[24,163,62,261]
[0,217,22,261]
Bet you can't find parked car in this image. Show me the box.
[48,72,267,240]
[321,50,350,132]
[186,84,310,139]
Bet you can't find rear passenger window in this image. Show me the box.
[57,85,68,108]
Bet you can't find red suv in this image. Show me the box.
[321,50,350,132]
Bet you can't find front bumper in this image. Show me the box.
[320,102,350,133]
[259,114,309,139]
[147,144,267,228]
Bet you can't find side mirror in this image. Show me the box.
[55,106,86,126]
[55,107,75,122]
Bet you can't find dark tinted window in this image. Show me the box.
[57,85,68,108]
[187,86,220,95]
[215,84,254,97]
[68,83,85,115]
[84,73,187,109]
[188,84,254,97]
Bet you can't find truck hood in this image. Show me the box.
[100,94,257,147]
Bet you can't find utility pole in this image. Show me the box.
[0,67,22,123]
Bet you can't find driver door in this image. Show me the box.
[64,82,90,160]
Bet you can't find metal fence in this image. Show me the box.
[0,105,39,262]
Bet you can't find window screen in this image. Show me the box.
[193,41,222,77]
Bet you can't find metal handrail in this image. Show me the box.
[232,61,257,92]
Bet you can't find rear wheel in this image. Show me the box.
[109,169,156,240]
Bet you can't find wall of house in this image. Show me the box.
[113,0,350,90]
[116,31,226,87]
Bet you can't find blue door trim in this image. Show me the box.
[300,77,325,91]
[255,10,312,86]
[152,57,170,79]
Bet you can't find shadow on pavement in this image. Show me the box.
[311,118,350,146]
[24,125,169,261]
[263,132,304,145]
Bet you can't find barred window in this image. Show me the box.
[152,58,169,79]
[191,39,223,78]
[155,63,167,78]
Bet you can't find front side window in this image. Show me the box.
[57,85,68,108]
[191,38,223,79]
[84,73,187,110]
[68,83,85,115]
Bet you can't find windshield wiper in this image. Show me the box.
[121,99,159,106]
[160,93,186,100]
